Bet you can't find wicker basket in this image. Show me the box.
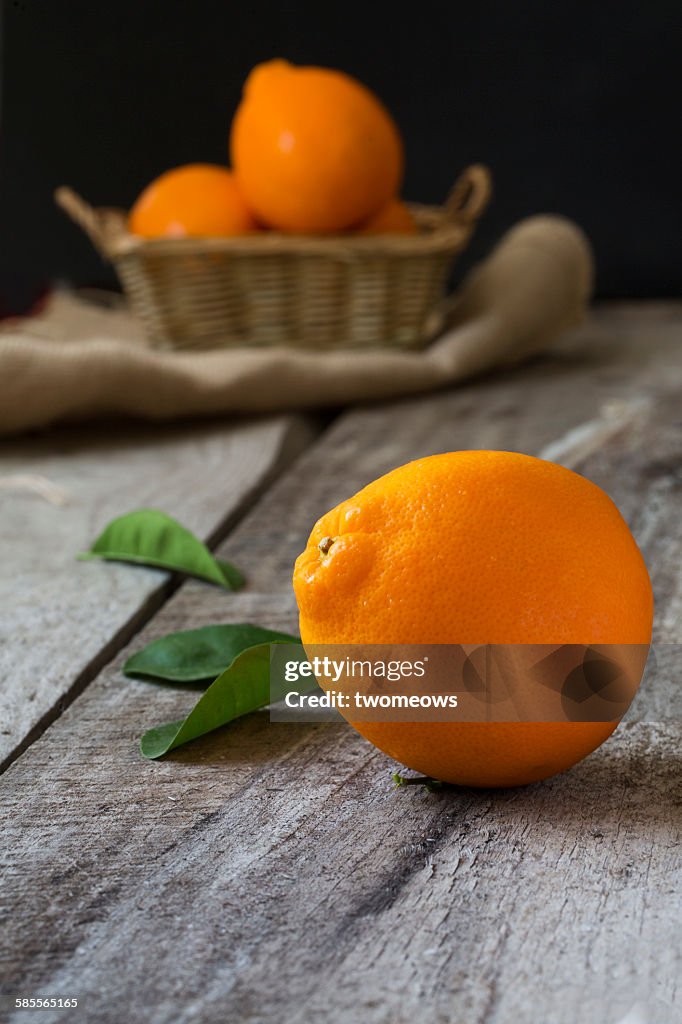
[55,165,491,352]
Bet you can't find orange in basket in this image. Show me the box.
[357,198,418,235]
[129,164,256,238]
[230,60,404,233]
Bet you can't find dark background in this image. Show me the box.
[1,0,680,311]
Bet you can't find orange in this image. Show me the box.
[128,164,256,238]
[293,451,653,787]
[356,198,418,234]
[230,60,403,233]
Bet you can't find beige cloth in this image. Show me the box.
[0,216,592,436]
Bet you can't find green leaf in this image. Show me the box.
[140,641,315,759]
[124,623,299,683]
[78,509,243,590]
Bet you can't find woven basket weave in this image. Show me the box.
[56,164,491,352]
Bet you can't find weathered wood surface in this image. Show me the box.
[0,415,315,769]
[1,304,682,1024]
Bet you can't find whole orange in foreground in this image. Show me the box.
[129,164,256,238]
[356,198,418,235]
[293,451,653,787]
[230,60,403,233]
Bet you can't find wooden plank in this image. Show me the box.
[1,305,681,1024]
[0,415,316,769]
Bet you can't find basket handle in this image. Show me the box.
[443,165,492,225]
[54,186,109,255]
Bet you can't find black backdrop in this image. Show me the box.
[1,0,680,310]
